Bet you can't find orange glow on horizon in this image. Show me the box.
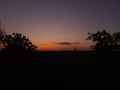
[35,41,93,51]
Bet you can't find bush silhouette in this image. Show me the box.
[0,29,37,52]
[87,30,120,51]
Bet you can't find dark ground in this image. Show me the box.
[0,51,120,90]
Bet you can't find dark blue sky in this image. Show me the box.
[0,0,120,50]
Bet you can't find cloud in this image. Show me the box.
[53,42,80,45]
[57,42,72,45]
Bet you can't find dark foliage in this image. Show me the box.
[87,30,120,51]
[0,30,37,52]
[0,26,6,43]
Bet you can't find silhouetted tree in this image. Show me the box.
[112,32,120,50]
[0,26,6,44]
[0,29,37,52]
[4,33,37,52]
[87,30,120,51]
[0,28,37,72]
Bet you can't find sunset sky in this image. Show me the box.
[0,0,120,51]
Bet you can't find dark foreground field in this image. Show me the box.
[0,51,120,90]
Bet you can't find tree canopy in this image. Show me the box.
[0,29,37,52]
[87,30,120,51]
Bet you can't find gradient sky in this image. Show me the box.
[0,0,120,51]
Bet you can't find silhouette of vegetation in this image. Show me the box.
[0,26,120,90]
[0,26,6,44]
[87,30,120,51]
[0,29,37,52]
